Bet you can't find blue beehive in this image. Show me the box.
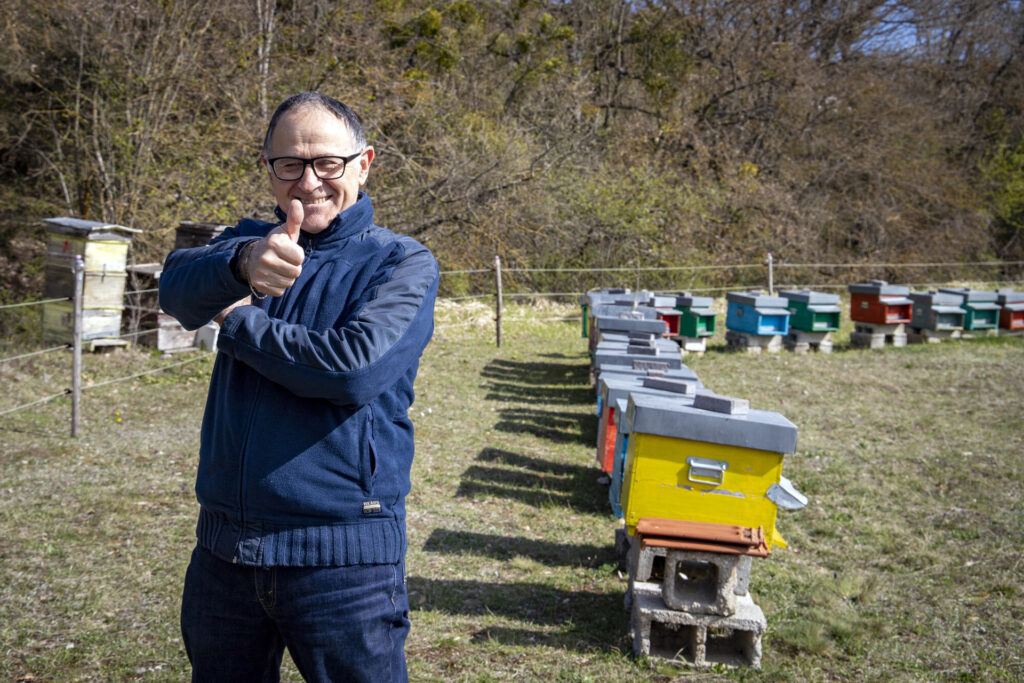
[726,291,790,336]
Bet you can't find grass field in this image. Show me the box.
[1,299,1022,681]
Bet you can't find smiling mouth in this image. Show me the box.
[299,197,331,206]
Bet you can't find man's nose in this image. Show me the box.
[296,163,321,188]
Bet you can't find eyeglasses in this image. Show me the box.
[266,151,363,181]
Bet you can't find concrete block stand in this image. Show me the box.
[673,336,708,355]
[631,591,766,669]
[784,329,833,354]
[850,322,908,349]
[725,330,782,354]
[662,549,752,616]
[907,326,961,344]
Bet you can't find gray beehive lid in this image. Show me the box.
[43,217,141,241]
[780,289,840,305]
[626,392,798,454]
[910,290,963,307]
[675,292,715,309]
[584,288,629,306]
[939,287,998,304]
[592,304,658,320]
[599,375,703,408]
[598,364,701,385]
[649,294,677,308]
[596,338,678,356]
[848,279,911,296]
[594,315,667,335]
[726,290,789,309]
[995,289,1024,305]
[593,349,682,370]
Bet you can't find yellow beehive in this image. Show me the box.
[620,393,801,551]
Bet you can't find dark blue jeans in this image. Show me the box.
[180,545,409,682]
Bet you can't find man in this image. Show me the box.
[159,92,437,682]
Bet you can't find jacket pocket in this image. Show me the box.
[364,407,378,494]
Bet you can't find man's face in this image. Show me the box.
[262,105,374,234]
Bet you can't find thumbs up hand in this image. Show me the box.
[244,199,306,297]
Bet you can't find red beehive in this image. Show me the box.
[848,280,912,325]
[996,289,1024,331]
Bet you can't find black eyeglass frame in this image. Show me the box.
[266,151,363,181]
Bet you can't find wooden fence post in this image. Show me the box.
[494,255,503,348]
[71,255,84,437]
[766,252,774,295]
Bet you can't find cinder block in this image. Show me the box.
[662,549,751,616]
[785,329,832,353]
[628,331,657,343]
[641,376,697,395]
[854,322,905,335]
[633,359,668,373]
[674,336,708,355]
[628,536,667,584]
[614,526,631,571]
[725,330,782,353]
[626,343,658,356]
[908,326,960,344]
[852,323,907,349]
[631,591,765,669]
[849,330,885,349]
[692,393,749,416]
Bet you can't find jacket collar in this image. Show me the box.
[272,191,374,245]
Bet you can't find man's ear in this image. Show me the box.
[358,147,375,184]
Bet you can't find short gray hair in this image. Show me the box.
[261,92,366,157]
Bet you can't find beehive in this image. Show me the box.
[909,291,966,331]
[995,289,1024,331]
[938,288,1000,331]
[620,392,798,550]
[581,288,631,338]
[596,374,702,474]
[780,289,841,332]
[42,217,140,344]
[725,292,790,336]
[674,293,717,338]
[848,280,913,325]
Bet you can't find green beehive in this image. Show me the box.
[938,288,999,331]
[779,289,841,332]
[674,292,717,338]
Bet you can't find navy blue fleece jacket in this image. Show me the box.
[159,193,437,567]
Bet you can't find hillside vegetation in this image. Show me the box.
[2,1,1023,297]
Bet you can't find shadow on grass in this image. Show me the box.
[492,407,596,445]
[407,576,626,649]
[481,358,590,389]
[475,447,581,476]
[422,529,617,568]
[454,448,607,514]
[484,381,594,405]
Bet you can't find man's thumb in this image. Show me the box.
[286,199,303,242]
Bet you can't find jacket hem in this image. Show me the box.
[196,506,407,568]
